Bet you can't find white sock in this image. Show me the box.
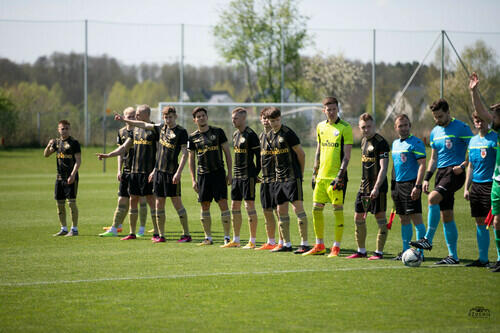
[301,240,309,246]
[61,226,68,232]
[285,242,292,247]
[316,238,324,244]
[279,239,284,245]
[333,241,340,247]
[139,226,145,234]
[110,226,117,233]
[71,226,78,232]
[268,238,275,245]
[358,248,366,254]
[234,236,240,243]
[207,236,213,241]
[250,237,256,243]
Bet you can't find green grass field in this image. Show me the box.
[0,147,498,332]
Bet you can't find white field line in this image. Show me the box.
[0,265,458,287]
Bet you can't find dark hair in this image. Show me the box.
[491,103,500,113]
[162,106,176,115]
[192,107,208,118]
[266,107,281,119]
[260,107,270,117]
[322,96,339,107]
[58,120,70,126]
[430,99,449,113]
[359,113,373,122]
[394,114,411,125]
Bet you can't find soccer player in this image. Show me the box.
[348,113,390,260]
[463,111,497,267]
[188,107,232,245]
[304,97,352,257]
[100,107,148,237]
[468,72,500,272]
[111,106,190,243]
[410,99,473,265]
[97,104,159,240]
[390,114,426,260]
[221,107,261,249]
[44,120,81,236]
[266,107,310,254]
[255,108,282,250]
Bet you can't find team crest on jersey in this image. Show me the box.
[481,148,487,158]
[63,142,70,150]
[445,139,453,149]
[400,153,407,163]
[278,137,284,143]
[239,137,246,144]
[210,135,216,140]
[334,130,339,136]
[367,145,374,152]
[168,132,176,139]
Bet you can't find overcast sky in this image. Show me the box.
[1,0,499,65]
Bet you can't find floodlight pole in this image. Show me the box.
[180,23,185,127]
[440,30,444,98]
[281,34,285,104]
[372,29,376,122]
[84,19,89,146]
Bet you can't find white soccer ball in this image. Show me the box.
[402,248,423,267]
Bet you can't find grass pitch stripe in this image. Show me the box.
[0,265,460,287]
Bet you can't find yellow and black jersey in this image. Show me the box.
[117,127,134,173]
[259,130,276,183]
[360,133,390,193]
[51,136,81,180]
[155,124,188,174]
[128,125,160,174]
[233,126,261,179]
[187,126,228,175]
[269,125,302,182]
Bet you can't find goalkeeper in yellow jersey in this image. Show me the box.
[304,97,353,257]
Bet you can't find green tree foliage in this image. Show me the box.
[214,0,308,102]
[0,92,18,146]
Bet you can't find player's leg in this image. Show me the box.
[411,190,442,250]
[466,182,490,266]
[493,216,500,272]
[410,213,425,257]
[153,196,166,242]
[139,196,148,235]
[198,201,213,245]
[291,199,310,254]
[222,200,242,247]
[370,204,388,260]
[122,194,139,240]
[305,179,327,255]
[347,192,368,258]
[272,201,293,252]
[65,180,79,236]
[490,180,500,271]
[170,196,191,242]
[329,184,346,257]
[243,200,257,249]
[143,194,156,239]
[435,209,460,264]
[53,179,68,236]
[217,198,232,243]
[256,182,277,250]
[398,214,412,259]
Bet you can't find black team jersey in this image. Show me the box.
[117,127,133,174]
[51,136,81,180]
[187,126,228,175]
[128,125,160,174]
[233,126,261,179]
[155,124,189,174]
[360,133,390,193]
[269,125,302,182]
[259,131,276,183]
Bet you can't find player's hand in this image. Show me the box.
[464,189,470,201]
[369,187,379,200]
[47,139,55,149]
[410,187,421,201]
[117,171,122,182]
[469,72,479,91]
[256,176,262,183]
[96,153,108,160]
[226,174,232,186]
[148,171,155,183]
[192,180,199,193]
[67,174,75,185]
[330,177,345,191]
[423,180,430,194]
[311,175,316,190]
[114,113,124,122]
[452,165,463,175]
[172,171,181,184]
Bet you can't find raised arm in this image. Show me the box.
[44,139,56,157]
[469,72,493,123]
[114,113,155,130]
[222,141,233,185]
[292,144,306,177]
[96,138,133,160]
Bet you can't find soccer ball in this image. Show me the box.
[401,248,423,267]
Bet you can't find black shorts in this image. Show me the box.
[54,178,78,200]
[118,172,131,197]
[274,179,303,205]
[129,173,153,196]
[231,177,256,201]
[198,169,228,202]
[391,179,422,215]
[434,166,466,211]
[469,181,492,218]
[154,171,181,198]
[355,191,387,215]
[260,182,277,209]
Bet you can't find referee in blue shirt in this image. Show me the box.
[391,114,426,260]
[411,99,473,265]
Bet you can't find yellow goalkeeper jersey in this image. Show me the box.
[316,118,353,180]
